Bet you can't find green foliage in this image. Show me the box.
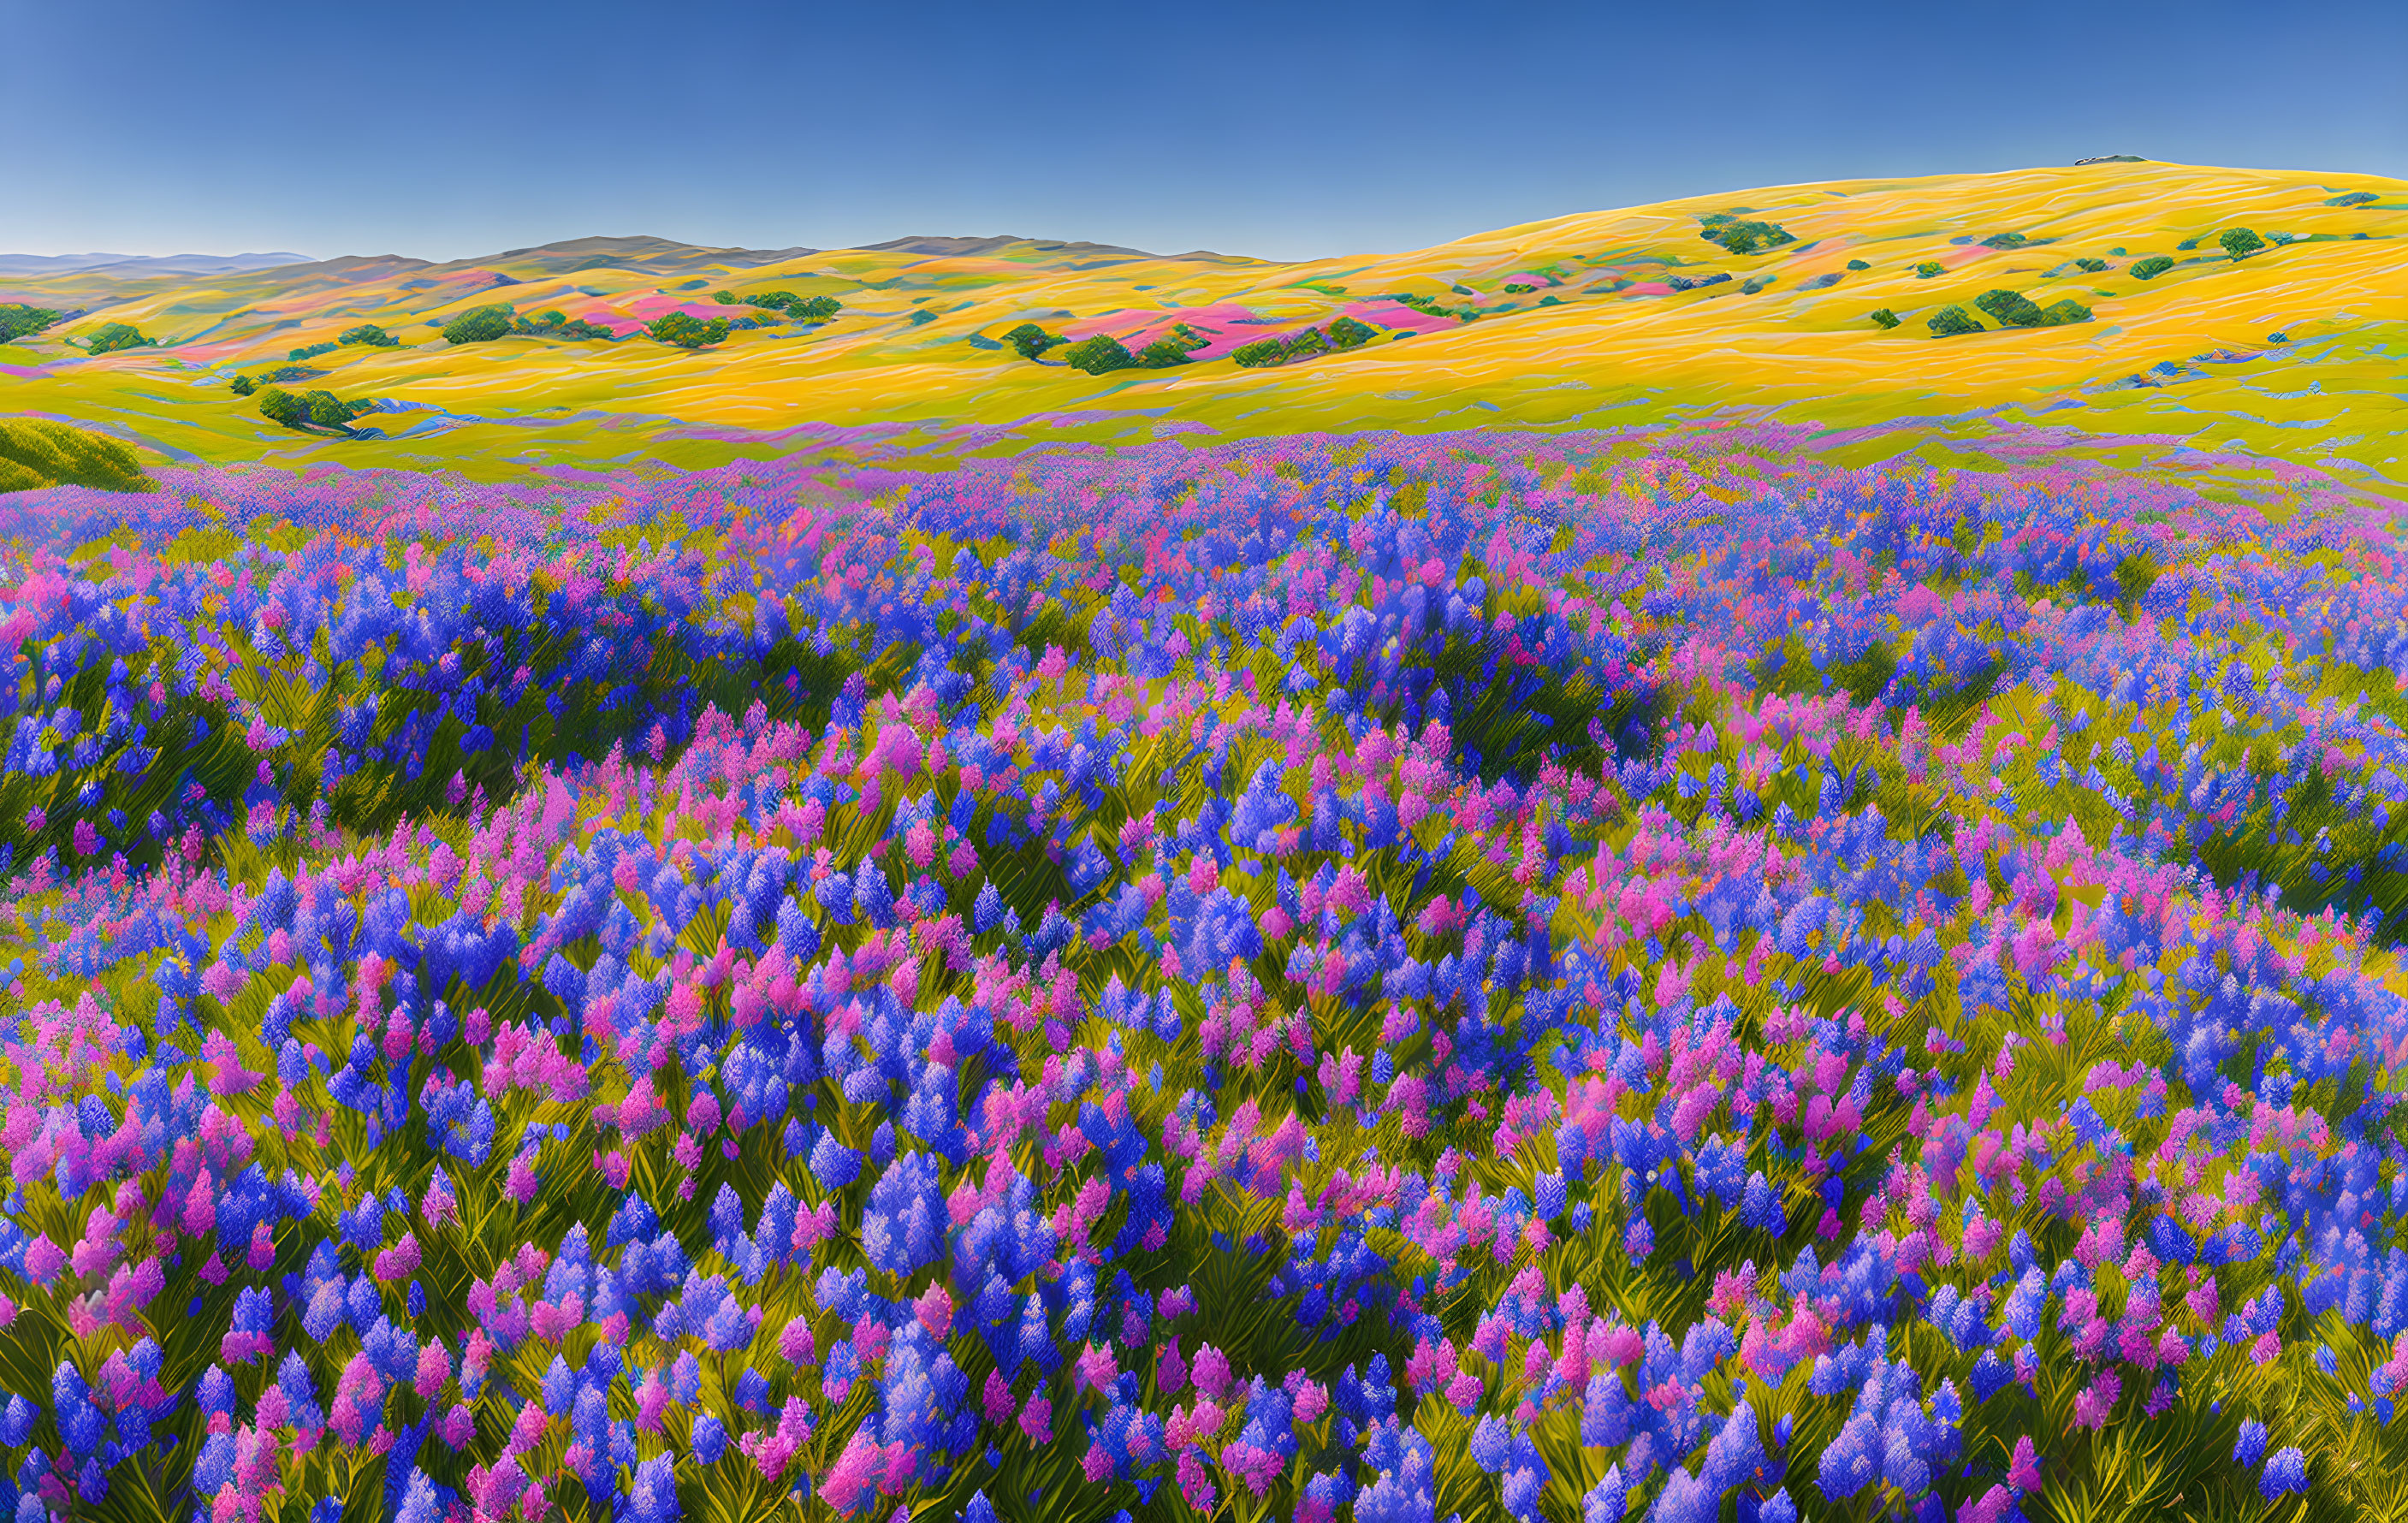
[304,389,373,428]
[2221,228,2268,259]
[1927,305,1984,336]
[711,290,738,304]
[2075,258,2109,273]
[908,309,937,326]
[792,295,842,322]
[1231,339,1286,368]
[1868,308,1901,329]
[1973,288,2050,328]
[1845,258,1871,270]
[2039,298,2094,326]
[1699,215,1795,254]
[2131,256,2176,281]
[646,311,732,349]
[1913,261,1945,279]
[1062,334,1136,375]
[254,387,305,428]
[228,374,256,396]
[1132,340,1193,368]
[288,341,339,363]
[1165,321,1210,352]
[256,388,371,431]
[1386,292,1477,322]
[441,305,517,344]
[1327,316,1375,349]
[2327,191,2379,206]
[1284,328,1329,360]
[512,309,616,341]
[1501,282,1536,294]
[1979,231,2030,249]
[1002,323,1068,361]
[726,290,842,323]
[84,322,155,355]
[338,323,400,347]
[0,303,60,342]
[0,417,152,494]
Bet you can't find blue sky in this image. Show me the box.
[5,0,2402,263]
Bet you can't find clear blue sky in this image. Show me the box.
[5,0,2402,263]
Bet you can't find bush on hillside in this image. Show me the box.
[1387,292,1477,322]
[228,374,256,396]
[1230,339,1285,368]
[2040,298,2093,326]
[0,417,151,493]
[909,310,936,326]
[1869,308,1901,329]
[1502,283,1536,294]
[339,323,400,347]
[1284,328,1330,361]
[288,341,340,363]
[1913,261,1945,279]
[1846,258,1871,270]
[1062,334,1135,376]
[254,386,304,428]
[0,304,60,342]
[1133,340,1193,368]
[2131,256,2176,281]
[442,305,517,344]
[257,387,372,432]
[2221,228,2267,259]
[1973,289,2049,328]
[2075,258,2109,273]
[1979,232,2030,249]
[2328,191,2380,206]
[1327,316,1375,349]
[514,310,617,341]
[84,323,154,356]
[1699,215,1795,254]
[1002,323,1068,361]
[1927,305,1983,336]
[647,312,731,348]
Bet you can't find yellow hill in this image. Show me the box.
[3,161,2402,488]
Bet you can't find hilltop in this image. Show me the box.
[1,160,2402,489]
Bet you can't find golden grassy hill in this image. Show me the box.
[3,159,2401,488]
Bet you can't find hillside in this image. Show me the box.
[2,160,2403,489]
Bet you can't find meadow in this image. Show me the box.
[5,411,2408,1523]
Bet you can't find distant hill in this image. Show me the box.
[851,235,1268,266]
[0,252,313,276]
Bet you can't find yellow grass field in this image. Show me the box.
[4,160,2402,488]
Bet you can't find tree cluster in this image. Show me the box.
[515,310,616,341]
[2130,257,2176,281]
[714,290,842,322]
[0,304,60,343]
[288,341,340,363]
[1002,323,1070,361]
[1230,317,1377,370]
[2220,228,2267,259]
[1913,262,1945,280]
[441,305,519,345]
[1698,215,1796,254]
[1384,292,1478,322]
[84,323,155,356]
[647,312,731,349]
[255,385,375,433]
[340,324,400,347]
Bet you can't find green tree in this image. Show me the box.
[647,312,732,348]
[2220,228,2267,259]
[0,418,152,494]
[1913,261,1945,279]
[339,323,399,347]
[442,305,516,344]
[1973,289,2049,328]
[304,390,370,429]
[793,296,842,322]
[1846,259,1871,271]
[85,323,154,355]
[2131,257,2176,281]
[1133,340,1193,368]
[1062,334,1135,375]
[2039,299,2093,326]
[1283,328,1330,360]
[1868,309,1901,329]
[1927,305,1983,336]
[712,290,738,305]
[0,304,60,343]
[228,374,256,396]
[2075,258,2109,273]
[288,341,339,363]
[1003,323,1067,360]
[1326,317,1375,349]
[1231,340,1286,368]
[908,310,936,326]
[255,387,307,428]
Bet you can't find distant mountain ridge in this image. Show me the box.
[0,252,314,276]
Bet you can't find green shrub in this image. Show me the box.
[1973,289,2049,328]
[1845,259,1871,271]
[2220,228,2266,259]
[1913,261,1945,279]
[1979,232,2029,249]
[339,324,399,347]
[228,374,255,396]
[1927,305,1983,336]
[1869,308,1901,329]
[0,417,152,494]
[1002,323,1067,360]
[1062,334,1135,375]
[646,312,731,349]
[288,341,340,363]
[909,310,936,326]
[1133,340,1193,368]
[1165,322,1210,352]
[1284,328,1330,360]
[792,296,842,322]
[513,310,616,341]
[85,323,154,356]
[711,290,738,305]
[1699,215,1795,254]
[442,305,517,344]
[1502,283,1535,294]
[2075,258,2109,273]
[0,304,60,343]
[305,389,372,428]
[2131,257,2176,281]
[1231,339,1286,368]
[1327,316,1375,349]
[254,387,305,428]
[2039,299,2093,326]
[2327,191,2379,206]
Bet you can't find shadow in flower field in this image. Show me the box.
[5,419,2408,1523]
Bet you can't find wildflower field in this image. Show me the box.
[8,421,2408,1523]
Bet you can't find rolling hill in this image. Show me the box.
[2,160,2402,490]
